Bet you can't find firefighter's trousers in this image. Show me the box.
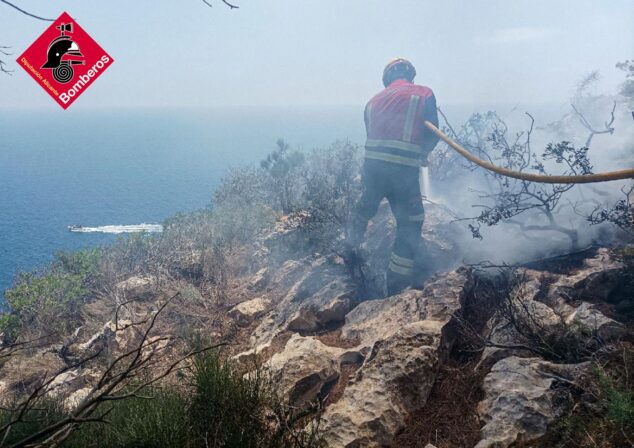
[350,158,426,296]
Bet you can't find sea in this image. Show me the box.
[0,103,561,300]
[0,106,369,298]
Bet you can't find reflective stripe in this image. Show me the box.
[402,95,420,142]
[365,150,421,167]
[409,213,425,222]
[388,260,415,276]
[366,139,422,154]
[365,103,373,130]
[390,252,415,268]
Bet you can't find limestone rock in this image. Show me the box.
[232,341,272,367]
[286,277,353,332]
[341,289,420,348]
[320,321,444,448]
[1,350,66,394]
[247,267,270,291]
[229,297,270,327]
[251,257,355,347]
[476,356,586,448]
[318,268,472,447]
[265,334,347,407]
[548,248,624,303]
[76,318,135,355]
[342,268,470,349]
[565,301,625,341]
[115,276,157,299]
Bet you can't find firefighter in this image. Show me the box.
[348,58,440,295]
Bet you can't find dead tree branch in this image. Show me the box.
[0,335,49,360]
[202,0,239,9]
[571,101,616,147]
[0,1,53,21]
[0,46,13,75]
[0,292,227,448]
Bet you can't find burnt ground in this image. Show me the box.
[393,270,504,448]
[321,362,363,407]
[393,359,486,448]
[521,246,600,275]
[396,247,634,448]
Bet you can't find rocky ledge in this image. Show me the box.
[0,203,631,447]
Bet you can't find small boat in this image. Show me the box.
[67,223,163,234]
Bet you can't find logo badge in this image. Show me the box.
[17,12,113,109]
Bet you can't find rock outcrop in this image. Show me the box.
[230,262,473,447]
[0,200,630,448]
[318,269,471,447]
[476,356,588,448]
[264,334,347,407]
[473,247,628,447]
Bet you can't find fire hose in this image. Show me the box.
[424,121,634,184]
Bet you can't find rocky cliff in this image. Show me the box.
[0,202,632,447]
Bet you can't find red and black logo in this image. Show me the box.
[17,12,113,109]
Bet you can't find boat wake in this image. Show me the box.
[68,223,163,234]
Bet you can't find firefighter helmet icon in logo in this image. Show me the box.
[41,22,85,84]
[17,12,113,109]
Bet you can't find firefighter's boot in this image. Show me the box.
[386,251,416,295]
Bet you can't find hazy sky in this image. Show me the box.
[1,0,632,109]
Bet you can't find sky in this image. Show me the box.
[0,0,632,109]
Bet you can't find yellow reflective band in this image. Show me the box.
[408,213,425,222]
[365,150,421,167]
[390,252,415,267]
[366,139,423,154]
[388,261,415,276]
[402,95,420,142]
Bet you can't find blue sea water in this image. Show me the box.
[0,107,365,298]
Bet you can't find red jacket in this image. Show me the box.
[364,79,439,167]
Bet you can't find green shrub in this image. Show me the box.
[531,346,634,447]
[215,140,362,253]
[4,271,88,338]
[65,388,190,448]
[1,249,105,341]
[53,248,104,288]
[597,366,634,431]
[299,141,362,253]
[102,233,156,279]
[260,139,306,214]
[0,314,20,341]
[162,210,216,250]
[189,352,272,448]
[211,202,277,250]
[0,352,323,448]
[0,398,67,446]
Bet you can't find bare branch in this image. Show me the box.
[571,101,616,147]
[201,0,239,9]
[0,291,229,447]
[0,0,53,21]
